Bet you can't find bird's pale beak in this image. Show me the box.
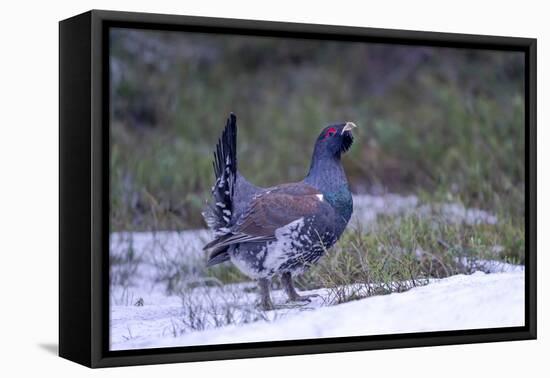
[342,122,357,134]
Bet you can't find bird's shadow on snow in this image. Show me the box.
[38,343,58,356]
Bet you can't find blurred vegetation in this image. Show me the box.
[109,28,525,243]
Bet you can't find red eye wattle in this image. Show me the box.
[324,127,337,138]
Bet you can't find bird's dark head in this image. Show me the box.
[313,122,357,159]
[305,121,357,190]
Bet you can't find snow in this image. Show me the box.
[110,228,210,262]
[109,193,523,351]
[350,194,497,226]
[461,258,525,274]
[112,271,524,350]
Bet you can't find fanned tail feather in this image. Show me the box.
[202,113,238,265]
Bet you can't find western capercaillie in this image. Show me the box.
[203,113,356,310]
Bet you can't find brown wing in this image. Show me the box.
[203,190,333,251]
[236,192,325,237]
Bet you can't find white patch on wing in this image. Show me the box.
[316,194,324,201]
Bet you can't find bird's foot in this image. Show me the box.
[274,302,311,309]
[257,295,320,310]
[281,272,321,305]
[286,293,320,303]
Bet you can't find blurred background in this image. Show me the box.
[109,27,525,238]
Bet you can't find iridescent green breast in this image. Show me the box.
[323,184,353,236]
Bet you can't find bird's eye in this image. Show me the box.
[325,127,337,138]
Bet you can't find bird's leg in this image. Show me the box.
[281,272,319,302]
[258,278,275,311]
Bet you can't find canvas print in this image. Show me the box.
[109,28,526,351]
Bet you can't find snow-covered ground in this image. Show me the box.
[109,194,524,351]
[111,270,524,350]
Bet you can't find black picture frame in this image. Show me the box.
[59,9,537,368]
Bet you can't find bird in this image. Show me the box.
[202,113,356,310]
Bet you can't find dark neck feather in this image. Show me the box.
[304,153,347,193]
[304,149,353,232]
[303,139,353,234]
